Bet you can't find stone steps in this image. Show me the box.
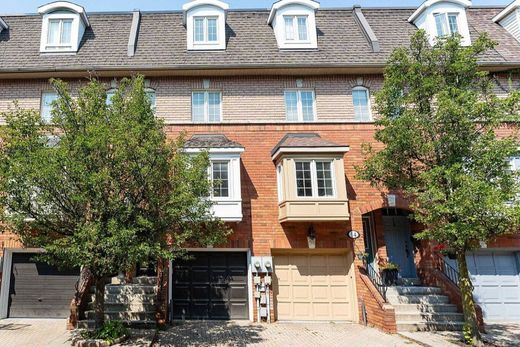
[77,319,156,329]
[85,310,155,321]
[388,294,451,304]
[395,312,464,322]
[392,303,459,314]
[87,302,156,312]
[387,286,442,296]
[388,281,464,332]
[396,321,465,332]
[89,293,157,304]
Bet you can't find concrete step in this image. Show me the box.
[133,276,156,285]
[396,321,464,332]
[387,294,450,304]
[77,320,156,329]
[395,312,464,322]
[387,286,442,296]
[396,278,421,286]
[85,310,156,321]
[87,302,156,312]
[89,293,156,304]
[104,284,157,295]
[392,303,459,314]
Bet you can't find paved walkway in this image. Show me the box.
[0,319,71,347]
[400,323,520,347]
[154,321,419,347]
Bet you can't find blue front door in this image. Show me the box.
[383,215,417,278]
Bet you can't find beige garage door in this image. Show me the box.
[273,250,356,321]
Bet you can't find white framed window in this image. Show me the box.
[284,90,316,122]
[41,92,59,124]
[277,164,284,202]
[211,160,229,198]
[283,15,309,41]
[194,16,218,43]
[46,18,73,49]
[510,155,520,171]
[106,88,156,113]
[295,159,335,198]
[434,12,459,37]
[192,91,222,123]
[352,86,372,122]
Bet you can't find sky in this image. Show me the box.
[0,0,514,14]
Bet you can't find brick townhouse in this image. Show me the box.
[0,0,519,333]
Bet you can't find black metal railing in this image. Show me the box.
[365,261,388,302]
[436,255,459,286]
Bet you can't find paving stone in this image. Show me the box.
[154,321,419,347]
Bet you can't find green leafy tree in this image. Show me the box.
[0,76,230,329]
[357,31,520,345]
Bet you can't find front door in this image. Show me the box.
[383,215,417,278]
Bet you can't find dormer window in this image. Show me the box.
[194,16,218,43]
[493,0,520,43]
[47,19,73,49]
[284,15,308,41]
[268,0,320,50]
[409,0,471,46]
[38,1,90,54]
[434,12,459,37]
[183,0,229,51]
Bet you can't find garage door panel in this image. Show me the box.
[312,303,331,318]
[171,252,248,320]
[468,251,520,322]
[274,251,355,321]
[8,253,79,318]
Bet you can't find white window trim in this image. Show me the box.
[192,91,223,123]
[284,89,316,122]
[193,16,219,45]
[183,1,228,51]
[210,159,231,200]
[294,159,336,199]
[277,163,284,203]
[283,15,310,43]
[352,86,373,122]
[434,12,460,37]
[40,91,59,124]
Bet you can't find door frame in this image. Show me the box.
[168,248,252,322]
[0,248,45,319]
[362,214,378,271]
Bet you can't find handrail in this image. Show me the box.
[435,254,459,287]
[364,260,388,302]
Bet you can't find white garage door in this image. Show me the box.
[273,250,356,321]
[467,251,520,322]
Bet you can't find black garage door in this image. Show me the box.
[8,253,79,318]
[171,252,248,320]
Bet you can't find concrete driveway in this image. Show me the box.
[154,321,419,347]
[0,319,71,347]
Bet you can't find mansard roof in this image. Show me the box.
[0,6,519,74]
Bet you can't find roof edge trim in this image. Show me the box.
[37,1,90,26]
[0,17,8,31]
[182,0,230,12]
[268,0,320,25]
[408,0,472,23]
[492,0,520,23]
[353,6,380,53]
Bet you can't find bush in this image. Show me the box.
[82,321,129,344]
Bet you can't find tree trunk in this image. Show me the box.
[93,275,106,330]
[457,251,483,346]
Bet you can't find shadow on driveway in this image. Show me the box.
[156,321,264,346]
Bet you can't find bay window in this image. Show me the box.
[211,161,229,198]
[295,160,335,198]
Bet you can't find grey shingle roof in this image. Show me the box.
[271,133,348,157]
[0,7,519,73]
[184,134,244,149]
